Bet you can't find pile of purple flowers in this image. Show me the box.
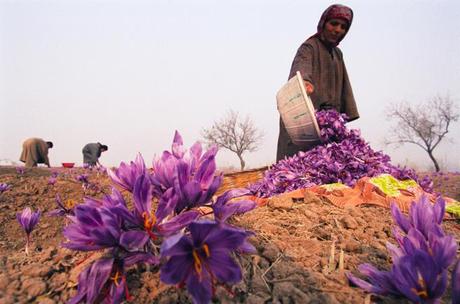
[63,131,256,304]
[249,109,433,198]
[347,195,458,303]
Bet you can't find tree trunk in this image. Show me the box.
[427,150,440,172]
[237,154,246,171]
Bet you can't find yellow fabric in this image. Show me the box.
[369,174,418,197]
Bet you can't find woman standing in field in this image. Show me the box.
[276,4,359,161]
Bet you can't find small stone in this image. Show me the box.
[268,197,293,210]
[22,278,47,298]
[261,243,280,263]
[37,297,56,304]
[340,215,358,229]
[23,264,52,277]
[245,294,267,304]
[0,294,15,304]
[0,274,9,290]
[344,240,361,253]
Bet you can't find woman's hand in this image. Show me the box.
[304,80,314,95]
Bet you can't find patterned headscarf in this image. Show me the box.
[315,4,353,46]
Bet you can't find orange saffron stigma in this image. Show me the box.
[410,277,428,299]
[142,211,156,230]
[203,244,210,258]
[192,250,202,275]
[111,271,121,286]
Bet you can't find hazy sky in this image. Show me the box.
[1,0,459,170]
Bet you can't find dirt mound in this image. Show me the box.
[0,166,458,303]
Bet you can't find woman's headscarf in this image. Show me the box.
[315,4,353,46]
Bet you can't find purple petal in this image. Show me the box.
[133,174,152,215]
[207,249,242,283]
[453,260,460,304]
[120,231,149,251]
[160,254,193,285]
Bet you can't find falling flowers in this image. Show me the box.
[16,207,41,255]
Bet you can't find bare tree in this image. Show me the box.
[202,110,264,171]
[385,96,459,172]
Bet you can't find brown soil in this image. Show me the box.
[0,166,458,304]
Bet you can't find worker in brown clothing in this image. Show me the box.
[277,4,359,161]
[19,138,53,167]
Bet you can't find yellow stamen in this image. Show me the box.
[203,244,210,258]
[66,199,76,209]
[192,250,202,275]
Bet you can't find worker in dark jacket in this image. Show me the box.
[82,142,108,167]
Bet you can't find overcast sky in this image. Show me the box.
[1,0,459,171]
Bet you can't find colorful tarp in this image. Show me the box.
[246,174,458,214]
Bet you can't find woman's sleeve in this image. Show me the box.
[289,43,314,83]
[341,61,359,121]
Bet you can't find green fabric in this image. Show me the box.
[446,203,460,218]
[369,174,418,197]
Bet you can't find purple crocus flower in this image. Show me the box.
[212,188,256,223]
[113,174,199,239]
[348,195,456,303]
[347,250,447,303]
[76,174,89,185]
[48,194,75,217]
[63,203,148,252]
[48,177,57,186]
[69,252,158,304]
[16,207,41,254]
[160,221,248,304]
[16,166,25,175]
[108,153,146,192]
[452,260,460,304]
[0,183,11,194]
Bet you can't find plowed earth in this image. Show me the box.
[0,166,459,304]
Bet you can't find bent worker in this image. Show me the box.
[277,4,359,161]
[82,142,108,167]
[20,138,53,168]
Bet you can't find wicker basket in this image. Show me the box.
[217,166,267,195]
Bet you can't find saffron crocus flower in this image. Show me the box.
[69,253,158,304]
[452,260,460,304]
[48,177,57,186]
[212,188,256,223]
[48,194,74,217]
[16,207,41,254]
[391,196,457,270]
[172,155,222,214]
[113,174,199,239]
[16,167,25,175]
[63,203,149,252]
[0,183,11,194]
[76,174,89,185]
[348,195,456,303]
[108,153,146,192]
[160,221,248,304]
[347,250,447,303]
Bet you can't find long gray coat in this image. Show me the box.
[276,36,359,161]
